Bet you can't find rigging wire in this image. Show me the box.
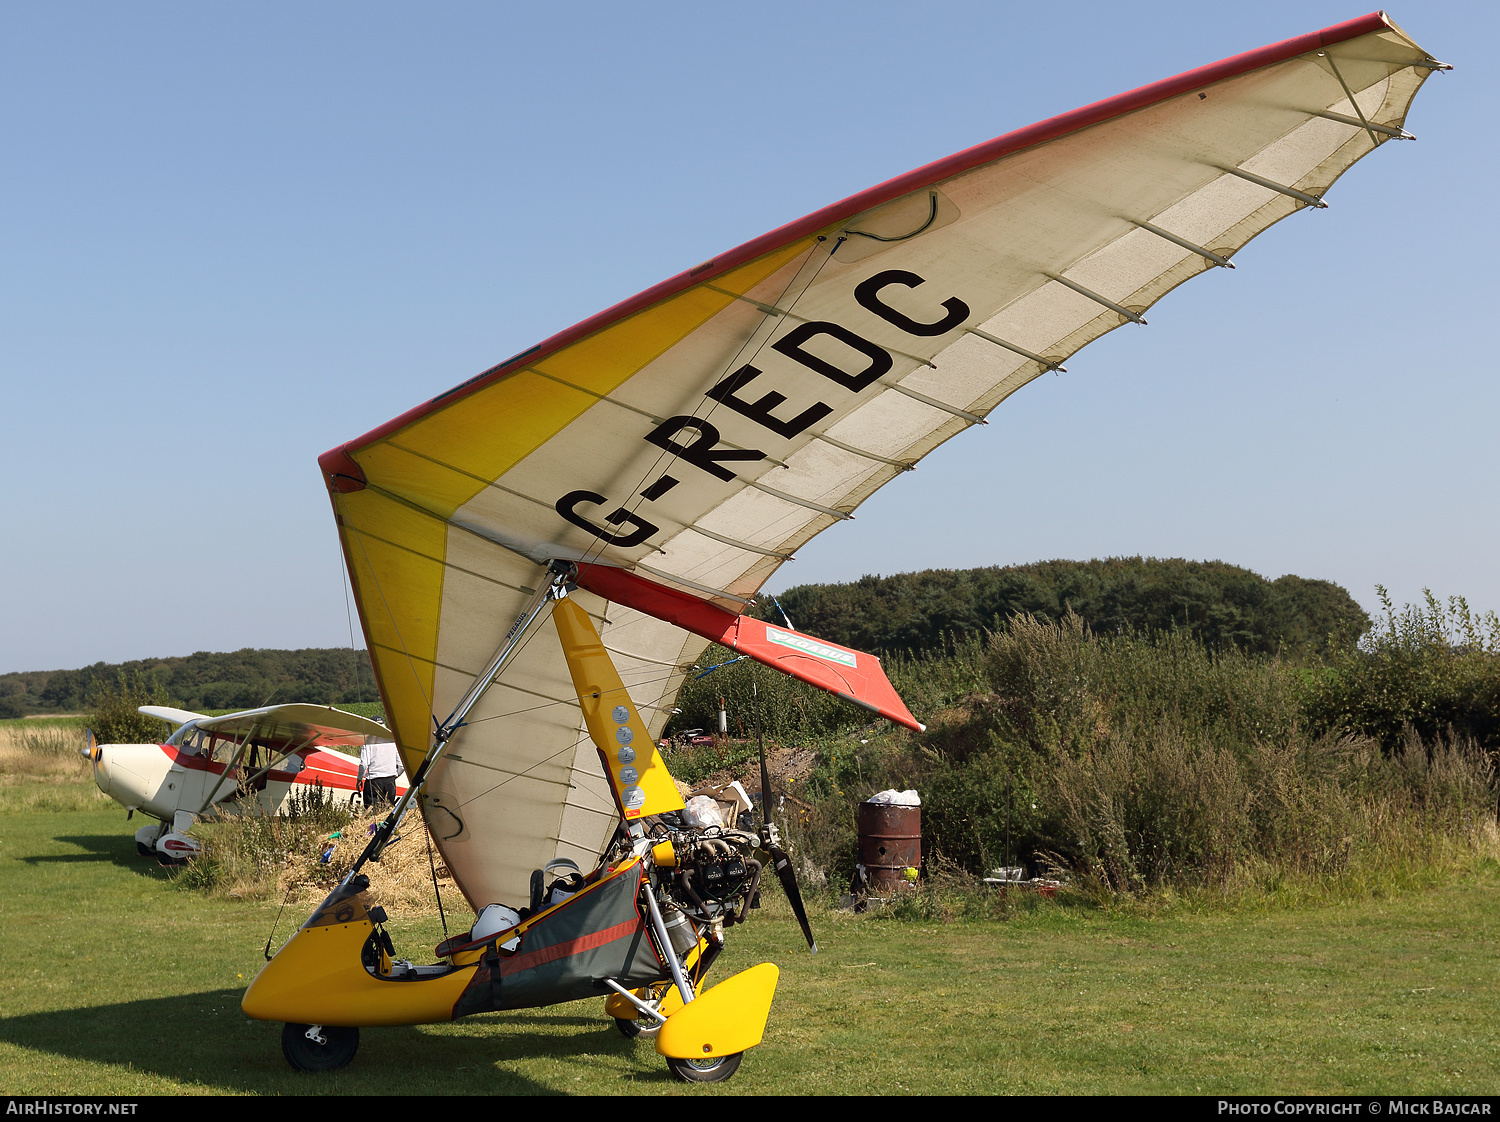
[337,534,370,709]
[422,802,450,939]
[262,884,297,962]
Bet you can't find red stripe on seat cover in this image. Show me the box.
[496,917,650,976]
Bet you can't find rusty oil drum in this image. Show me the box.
[856,801,921,892]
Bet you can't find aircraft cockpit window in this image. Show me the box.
[170,727,204,754]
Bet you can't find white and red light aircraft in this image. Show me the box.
[82,703,408,864]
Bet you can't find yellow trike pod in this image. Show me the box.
[655,963,779,1063]
[242,877,477,1028]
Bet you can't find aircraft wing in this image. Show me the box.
[138,706,211,729]
[189,704,392,754]
[317,13,1444,908]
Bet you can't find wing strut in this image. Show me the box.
[195,727,258,815]
[346,560,576,877]
[552,597,686,822]
[235,734,319,794]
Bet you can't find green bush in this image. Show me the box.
[174,784,354,899]
[285,778,356,832]
[87,672,172,745]
[779,610,1498,899]
[984,612,1299,759]
[1301,589,1500,750]
[916,746,1041,874]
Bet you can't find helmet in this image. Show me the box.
[472,903,521,950]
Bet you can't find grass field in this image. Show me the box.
[2,779,1498,1096]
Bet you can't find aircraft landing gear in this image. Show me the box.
[666,1052,743,1083]
[613,1016,661,1040]
[611,980,668,1039]
[280,1022,359,1072]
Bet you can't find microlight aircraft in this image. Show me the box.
[83,704,407,864]
[241,13,1445,1083]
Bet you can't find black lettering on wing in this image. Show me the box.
[555,490,661,548]
[771,321,892,392]
[706,365,833,439]
[855,269,970,336]
[644,416,764,482]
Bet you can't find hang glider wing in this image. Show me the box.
[318,13,1444,908]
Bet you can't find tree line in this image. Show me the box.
[765,556,1369,659]
[0,647,378,718]
[3,559,1370,719]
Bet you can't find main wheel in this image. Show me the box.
[612,981,670,1040]
[666,1051,743,1083]
[614,1016,663,1040]
[280,1022,359,1072]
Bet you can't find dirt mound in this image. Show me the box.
[683,741,817,799]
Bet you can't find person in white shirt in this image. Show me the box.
[356,738,402,809]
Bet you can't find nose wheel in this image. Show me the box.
[280,1022,359,1072]
[666,1052,743,1083]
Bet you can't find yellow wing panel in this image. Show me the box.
[335,487,446,765]
[359,239,815,517]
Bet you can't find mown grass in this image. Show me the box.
[1,792,1498,1095]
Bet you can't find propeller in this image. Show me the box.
[80,728,103,785]
[752,672,818,954]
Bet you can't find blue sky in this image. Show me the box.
[2,1,1494,673]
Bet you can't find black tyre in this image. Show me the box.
[614,1016,662,1040]
[666,1051,743,1083]
[280,1022,359,1072]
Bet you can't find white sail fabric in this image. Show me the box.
[321,14,1444,908]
